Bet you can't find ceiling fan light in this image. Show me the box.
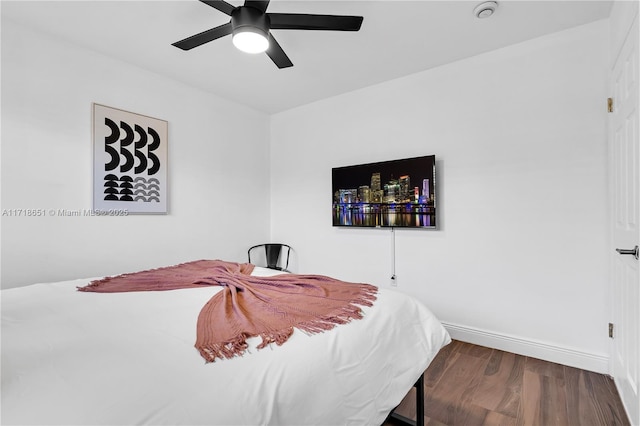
[232,28,269,54]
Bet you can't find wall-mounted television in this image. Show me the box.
[332,155,436,228]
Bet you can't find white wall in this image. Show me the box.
[609,0,639,68]
[1,19,271,289]
[270,20,610,372]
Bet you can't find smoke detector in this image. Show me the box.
[474,1,498,19]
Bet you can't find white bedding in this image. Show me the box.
[1,266,450,425]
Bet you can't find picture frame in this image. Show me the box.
[92,103,168,214]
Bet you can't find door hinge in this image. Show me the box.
[609,322,614,338]
[608,97,614,113]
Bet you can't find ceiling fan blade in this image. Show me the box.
[244,0,270,13]
[268,13,363,31]
[172,22,232,50]
[266,34,293,69]
[199,0,236,16]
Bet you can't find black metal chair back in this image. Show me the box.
[248,243,291,272]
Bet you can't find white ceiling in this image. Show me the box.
[2,0,612,114]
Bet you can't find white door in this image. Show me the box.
[611,15,640,426]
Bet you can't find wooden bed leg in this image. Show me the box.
[386,373,424,426]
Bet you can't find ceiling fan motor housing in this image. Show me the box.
[232,6,270,38]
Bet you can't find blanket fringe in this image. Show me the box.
[198,333,251,363]
[257,329,294,349]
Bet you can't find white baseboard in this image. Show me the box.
[442,322,610,374]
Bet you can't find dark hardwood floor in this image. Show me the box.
[386,340,630,426]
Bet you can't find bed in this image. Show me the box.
[1,263,450,425]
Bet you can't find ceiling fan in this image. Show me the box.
[172,0,364,69]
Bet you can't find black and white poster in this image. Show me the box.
[93,104,168,214]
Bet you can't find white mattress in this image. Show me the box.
[1,267,450,425]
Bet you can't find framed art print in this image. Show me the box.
[93,104,168,214]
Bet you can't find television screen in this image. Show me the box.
[332,155,436,228]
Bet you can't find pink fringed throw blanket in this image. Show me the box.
[78,260,377,362]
